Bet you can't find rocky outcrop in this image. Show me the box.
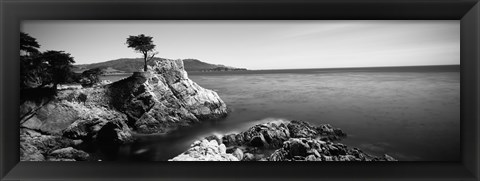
[169,139,238,161]
[170,120,396,161]
[47,147,90,161]
[108,59,227,133]
[20,87,134,161]
[20,128,86,161]
[217,120,346,149]
[20,59,228,161]
[268,138,396,161]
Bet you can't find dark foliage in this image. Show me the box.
[20,32,76,95]
[79,68,104,87]
[126,34,158,71]
[40,50,76,86]
[77,93,88,104]
[20,32,40,55]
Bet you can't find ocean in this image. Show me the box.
[103,65,460,161]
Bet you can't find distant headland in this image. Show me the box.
[73,58,248,74]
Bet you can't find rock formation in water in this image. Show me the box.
[169,139,239,161]
[20,59,228,161]
[169,120,396,161]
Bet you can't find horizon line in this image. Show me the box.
[73,57,459,71]
[247,64,460,71]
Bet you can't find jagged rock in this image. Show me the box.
[243,153,255,161]
[243,122,290,148]
[20,96,134,161]
[222,134,238,146]
[20,141,45,161]
[20,59,229,161]
[288,120,318,138]
[21,59,227,134]
[20,129,77,161]
[108,59,228,133]
[204,134,223,144]
[232,148,244,160]
[168,139,238,161]
[21,101,80,135]
[172,120,396,162]
[306,155,318,161]
[219,144,227,154]
[284,138,310,158]
[318,124,334,134]
[48,147,89,161]
[20,97,51,125]
[268,137,395,161]
[20,129,75,153]
[220,120,344,149]
[383,154,398,161]
[269,149,288,161]
[62,107,131,140]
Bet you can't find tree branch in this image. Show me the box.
[147,52,159,62]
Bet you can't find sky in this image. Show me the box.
[21,20,459,70]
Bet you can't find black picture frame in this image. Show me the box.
[1,0,479,180]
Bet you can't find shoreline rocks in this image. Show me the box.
[268,137,395,161]
[212,120,347,149]
[168,139,238,161]
[20,59,228,161]
[170,120,396,161]
[20,128,87,161]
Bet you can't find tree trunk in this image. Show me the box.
[144,55,147,72]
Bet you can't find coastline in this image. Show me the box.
[19,59,228,161]
[169,120,397,161]
[19,60,458,161]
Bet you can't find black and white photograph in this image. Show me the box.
[19,20,460,162]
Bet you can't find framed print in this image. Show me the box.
[1,0,479,180]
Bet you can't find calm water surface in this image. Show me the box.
[106,66,460,161]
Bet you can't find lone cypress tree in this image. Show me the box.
[126,34,158,72]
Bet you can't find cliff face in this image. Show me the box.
[109,59,228,133]
[20,59,228,161]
